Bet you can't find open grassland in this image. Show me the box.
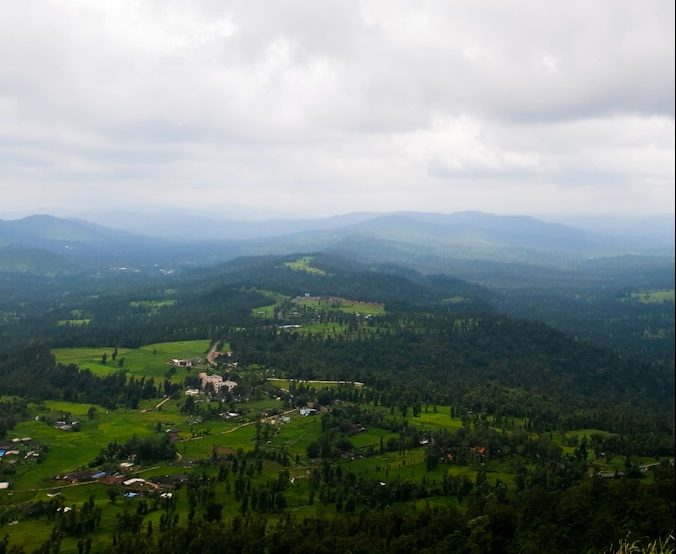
[252,303,276,318]
[53,340,213,383]
[250,289,291,318]
[347,448,514,486]
[564,428,619,440]
[267,378,364,390]
[267,415,324,457]
[56,319,91,327]
[626,289,675,303]
[282,256,329,276]
[295,296,385,315]
[407,411,465,432]
[349,428,399,449]
[129,299,177,312]
[441,296,467,305]
[279,322,349,338]
[279,321,386,339]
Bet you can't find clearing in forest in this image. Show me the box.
[53,340,214,382]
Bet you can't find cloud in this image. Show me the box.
[0,0,673,218]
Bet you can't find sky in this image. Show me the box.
[0,0,674,220]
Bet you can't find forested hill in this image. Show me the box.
[2,254,671,420]
[187,253,493,309]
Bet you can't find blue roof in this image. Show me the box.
[0,450,5,457]
[92,471,107,479]
[123,492,139,498]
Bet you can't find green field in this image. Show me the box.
[267,378,364,390]
[348,448,514,486]
[282,256,329,276]
[250,289,291,318]
[407,411,465,432]
[129,299,177,312]
[565,428,618,440]
[626,289,675,303]
[53,340,212,382]
[56,319,91,327]
[4,399,188,491]
[294,296,385,315]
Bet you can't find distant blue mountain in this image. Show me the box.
[0,211,672,272]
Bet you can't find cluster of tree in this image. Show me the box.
[91,435,176,466]
[0,398,27,439]
[230,310,674,428]
[2,465,669,554]
[0,345,159,409]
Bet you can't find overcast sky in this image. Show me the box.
[1,0,674,220]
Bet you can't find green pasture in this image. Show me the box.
[268,415,324,457]
[56,319,91,327]
[267,378,363,390]
[349,428,399,449]
[177,422,258,459]
[250,289,290,318]
[282,256,329,276]
[441,296,467,305]
[129,299,177,312]
[564,428,618,440]
[347,448,514,486]
[252,303,276,318]
[5,400,185,491]
[407,410,465,432]
[294,297,385,315]
[626,289,675,303]
[53,339,212,382]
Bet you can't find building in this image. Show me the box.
[299,407,318,416]
[198,372,237,394]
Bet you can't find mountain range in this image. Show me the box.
[0,211,673,273]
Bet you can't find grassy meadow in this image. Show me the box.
[53,340,213,383]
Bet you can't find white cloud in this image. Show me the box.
[0,0,673,218]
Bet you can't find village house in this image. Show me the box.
[170,359,192,368]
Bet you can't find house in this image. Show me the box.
[0,482,9,490]
[184,388,200,396]
[123,478,146,487]
[198,372,237,394]
[299,407,318,416]
[171,359,192,368]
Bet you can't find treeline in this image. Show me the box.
[2,468,668,554]
[230,311,674,409]
[92,435,176,466]
[0,398,28,439]
[0,345,159,409]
